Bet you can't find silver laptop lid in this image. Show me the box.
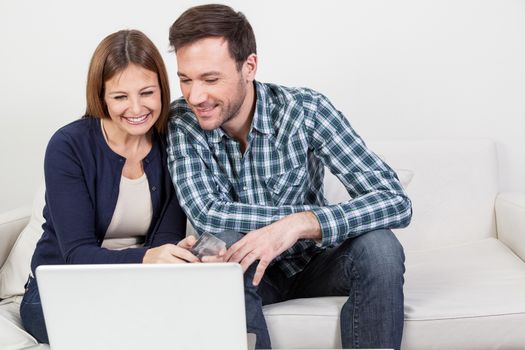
[36,263,247,350]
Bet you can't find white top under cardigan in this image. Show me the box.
[101,173,153,250]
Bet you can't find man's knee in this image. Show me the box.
[343,229,405,279]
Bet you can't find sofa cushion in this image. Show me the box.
[0,185,45,299]
[0,297,49,350]
[0,207,31,269]
[402,237,525,349]
[405,238,525,320]
[263,238,525,350]
[378,139,499,250]
[264,296,345,349]
[326,139,499,250]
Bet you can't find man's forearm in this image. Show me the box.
[177,185,321,234]
[310,191,412,247]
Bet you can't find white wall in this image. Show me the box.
[1,0,524,212]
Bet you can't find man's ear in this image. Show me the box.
[243,53,258,82]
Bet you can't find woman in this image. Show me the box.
[20,29,198,343]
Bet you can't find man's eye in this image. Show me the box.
[205,78,218,84]
[179,79,191,84]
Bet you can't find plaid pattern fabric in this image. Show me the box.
[167,81,412,276]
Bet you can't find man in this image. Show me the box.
[167,4,412,349]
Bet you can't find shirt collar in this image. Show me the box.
[205,81,274,144]
[252,81,274,135]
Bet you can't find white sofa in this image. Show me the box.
[1,139,525,350]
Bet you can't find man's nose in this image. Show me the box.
[187,82,207,106]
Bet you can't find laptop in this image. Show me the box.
[36,263,250,350]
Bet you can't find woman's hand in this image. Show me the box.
[143,236,226,263]
[177,235,197,250]
[142,236,199,263]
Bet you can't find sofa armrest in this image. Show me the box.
[496,192,525,261]
[0,206,31,268]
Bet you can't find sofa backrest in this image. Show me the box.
[324,139,499,251]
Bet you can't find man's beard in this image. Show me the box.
[220,77,247,126]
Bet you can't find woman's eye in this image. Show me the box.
[114,95,126,101]
[141,91,154,96]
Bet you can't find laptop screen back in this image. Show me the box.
[36,263,247,350]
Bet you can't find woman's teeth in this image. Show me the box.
[125,114,149,123]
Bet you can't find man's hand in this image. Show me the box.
[224,212,321,285]
[142,236,199,263]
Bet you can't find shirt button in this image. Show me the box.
[152,186,157,191]
[243,186,248,191]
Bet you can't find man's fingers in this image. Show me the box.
[252,259,270,286]
[239,251,259,273]
[224,240,243,261]
[228,243,255,264]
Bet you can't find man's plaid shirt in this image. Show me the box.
[167,81,412,276]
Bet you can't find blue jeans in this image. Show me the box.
[243,229,405,350]
[20,276,49,344]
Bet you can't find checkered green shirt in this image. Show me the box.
[167,81,412,276]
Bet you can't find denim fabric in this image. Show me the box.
[215,231,272,349]
[20,276,49,344]
[244,265,273,349]
[244,229,405,350]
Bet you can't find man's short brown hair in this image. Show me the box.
[169,4,257,70]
